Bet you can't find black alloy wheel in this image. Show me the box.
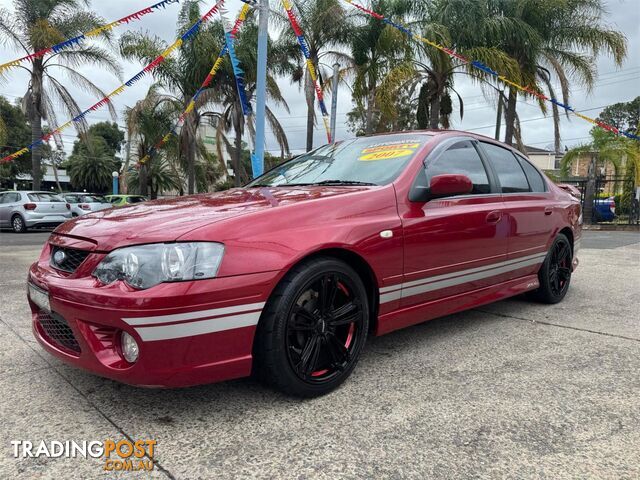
[286,272,364,384]
[530,233,573,304]
[254,257,369,397]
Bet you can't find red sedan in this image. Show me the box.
[27,131,581,397]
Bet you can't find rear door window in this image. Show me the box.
[481,143,530,193]
[517,156,547,192]
[426,140,491,194]
[28,193,65,202]
[2,193,20,203]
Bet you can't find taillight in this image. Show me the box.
[609,198,616,214]
[24,203,37,210]
[79,204,90,210]
[66,203,71,210]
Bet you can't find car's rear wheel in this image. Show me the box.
[11,214,27,233]
[254,257,369,397]
[530,233,572,304]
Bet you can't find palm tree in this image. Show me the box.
[209,18,294,185]
[121,2,292,191]
[0,0,121,190]
[273,0,353,151]
[432,0,626,152]
[348,0,423,135]
[66,135,118,192]
[125,87,181,198]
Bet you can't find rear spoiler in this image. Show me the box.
[556,183,582,199]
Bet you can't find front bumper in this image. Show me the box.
[28,253,280,388]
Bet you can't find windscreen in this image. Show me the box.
[247,135,431,187]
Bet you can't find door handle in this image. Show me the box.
[486,210,502,223]
[544,207,553,215]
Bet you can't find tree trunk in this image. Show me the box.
[428,94,441,129]
[139,162,148,196]
[504,88,518,146]
[187,135,196,194]
[365,86,376,134]
[305,73,315,152]
[233,112,243,187]
[583,154,597,225]
[30,64,44,191]
[51,155,62,192]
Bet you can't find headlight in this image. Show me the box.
[93,242,224,289]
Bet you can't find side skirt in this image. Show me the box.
[375,274,540,336]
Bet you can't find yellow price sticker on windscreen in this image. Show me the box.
[359,149,415,161]
[361,143,420,154]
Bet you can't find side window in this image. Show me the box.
[426,141,491,194]
[481,143,530,193]
[517,156,546,192]
[4,193,19,203]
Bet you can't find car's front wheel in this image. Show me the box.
[531,233,572,304]
[254,257,369,397]
[11,214,27,233]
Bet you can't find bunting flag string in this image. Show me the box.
[342,0,640,142]
[137,2,253,166]
[221,7,253,117]
[282,0,332,144]
[0,0,180,73]
[1,0,227,165]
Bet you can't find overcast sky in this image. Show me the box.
[0,0,638,156]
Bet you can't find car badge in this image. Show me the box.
[53,250,67,265]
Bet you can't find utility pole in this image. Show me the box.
[252,0,269,178]
[495,90,503,140]
[330,62,340,144]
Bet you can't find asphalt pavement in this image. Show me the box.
[0,230,638,479]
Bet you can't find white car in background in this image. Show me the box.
[0,191,72,232]
[62,193,112,217]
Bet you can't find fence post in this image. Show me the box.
[583,154,597,224]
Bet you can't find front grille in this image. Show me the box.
[50,246,90,273]
[37,311,81,354]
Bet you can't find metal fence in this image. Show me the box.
[558,175,640,225]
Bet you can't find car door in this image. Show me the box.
[478,142,553,279]
[0,192,19,227]
[399,138,509,309]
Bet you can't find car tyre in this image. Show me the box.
[11,214,27,233]
[530,233,572,304]
[254,257,369,397]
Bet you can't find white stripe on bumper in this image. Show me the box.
[379,252,547,303]
[134,311,262,342]
[123,302,266,326]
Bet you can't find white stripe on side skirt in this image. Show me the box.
[379,252,547,303]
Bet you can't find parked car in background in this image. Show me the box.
[105,194,148,207]
[594,196,616,222]
[63,193,112,217]
[0,191,71,232]
[27,131,582,397]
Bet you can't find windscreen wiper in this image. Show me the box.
[309,180,378,186]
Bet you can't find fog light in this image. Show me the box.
[121,331,139,363]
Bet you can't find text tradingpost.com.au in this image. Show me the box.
[11,439,157,472]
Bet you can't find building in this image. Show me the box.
[524,145,563,171]
[6,164,72,191]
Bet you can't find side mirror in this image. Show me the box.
[429,174,473,198]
